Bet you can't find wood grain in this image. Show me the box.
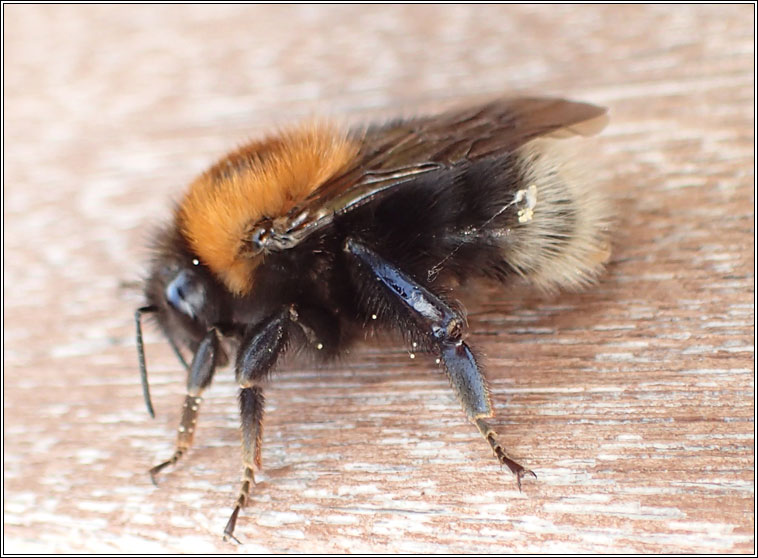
[3,5,754,553]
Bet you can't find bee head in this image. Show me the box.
[136,225,234,418]
[142,225,232,357]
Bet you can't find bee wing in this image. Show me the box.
[267,98,607,250]
[358,96,608,165]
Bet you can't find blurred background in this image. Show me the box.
[4,5,754,553]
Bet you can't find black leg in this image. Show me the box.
[223,307,293,544]
[224,386,265,544]
[345,238,535,487]
[149,327,220,484]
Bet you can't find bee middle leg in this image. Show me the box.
[149,327,220,484]
[345,238,535,488]
[223,307,294,543]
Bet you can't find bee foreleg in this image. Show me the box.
[224,307,292,543]
[149,327,219,484]
[345,238,535,489]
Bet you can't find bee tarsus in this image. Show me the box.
[476,417,537,490]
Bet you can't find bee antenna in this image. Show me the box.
[135,305,158,418]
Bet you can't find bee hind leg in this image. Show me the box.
[345,238,535,489]
[149,327,220,484]
[439,339,536,490]
[475,417,537,490]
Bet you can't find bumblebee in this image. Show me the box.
[135,97,610,541]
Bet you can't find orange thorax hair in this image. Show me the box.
[177,123,359,295]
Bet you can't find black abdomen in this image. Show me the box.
[336,138,610,293]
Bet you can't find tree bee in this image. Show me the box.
[135,97,610,541]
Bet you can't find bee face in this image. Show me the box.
[144,227,231,356]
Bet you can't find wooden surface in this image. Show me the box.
[3,5,754,553]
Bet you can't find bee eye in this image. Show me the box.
[165,269,206,319]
